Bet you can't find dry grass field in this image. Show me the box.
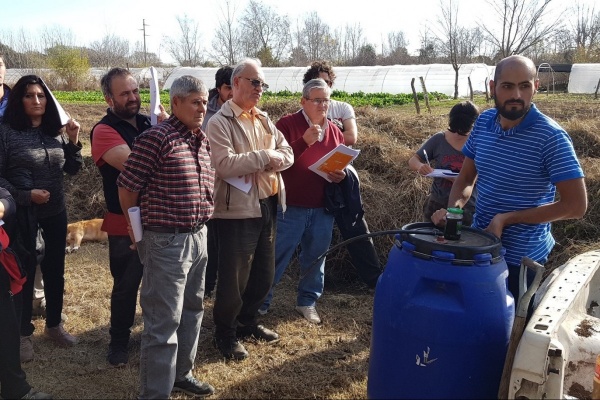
[20,95,600,399]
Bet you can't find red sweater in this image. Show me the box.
[275,111,345,208]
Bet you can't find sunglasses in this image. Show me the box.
[240,77,269,90]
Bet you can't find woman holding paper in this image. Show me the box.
[0,75,82,354]
[408,100,479,225]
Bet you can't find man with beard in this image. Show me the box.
[432,55,587,299]
[91,67,166,367]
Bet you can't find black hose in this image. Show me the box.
[304,228,442,277]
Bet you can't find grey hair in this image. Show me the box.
[231,58,262,81]
[302,78,331,99]
[169,75,207,104]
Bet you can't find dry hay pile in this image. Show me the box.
[63,98,600,285]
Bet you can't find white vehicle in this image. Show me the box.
[506,250,600,399]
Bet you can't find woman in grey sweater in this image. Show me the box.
[0,75,82,358]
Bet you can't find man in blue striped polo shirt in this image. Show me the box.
[433,55,587,298]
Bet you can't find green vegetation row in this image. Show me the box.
[53,89,450,108]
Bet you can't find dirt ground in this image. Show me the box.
[19,96,600,399]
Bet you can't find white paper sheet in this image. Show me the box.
[39,78,70,125]
[308,144,360,182]
[225,176,252,194]
[127,206,143,242]
[149,66,161,126]
[425,169,459,178]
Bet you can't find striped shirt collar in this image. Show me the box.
[492,103,539,137]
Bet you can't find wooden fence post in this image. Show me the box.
[419,76,431,113]
[595,78,600,100]
[468,77,473,101]
[411,78,421,115]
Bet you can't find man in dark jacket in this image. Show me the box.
[91,67,165,367]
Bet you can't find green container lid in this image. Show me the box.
[447,207,464,214]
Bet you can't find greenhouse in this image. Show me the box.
[4,63,599,96]
[164,64,495,97]
[567,64,600,94]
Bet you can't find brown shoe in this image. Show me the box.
[44,324,77,347]
[20,335,34,363]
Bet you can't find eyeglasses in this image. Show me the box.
[240,77,269,90]
[306,98,331,106]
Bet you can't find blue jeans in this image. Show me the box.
[262,205,334,310]
[136,227,207,399]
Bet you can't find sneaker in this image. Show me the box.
[20,335,34,363]
[21,388,53,399]
[213,336,248,360]
[295,305,321,324]
[257,307,268,316]
[107,343,128,367]
[236,324,279,342]
[172,376,215,397]
[44,324,77,347]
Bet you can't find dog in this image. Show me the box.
[65,218,108,253]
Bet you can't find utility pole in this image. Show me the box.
[140,19,149,66]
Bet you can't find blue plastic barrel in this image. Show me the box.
[367,222,515,399]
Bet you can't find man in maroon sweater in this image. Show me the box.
[259,78,346,324]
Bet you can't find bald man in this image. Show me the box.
[432,55,587,298]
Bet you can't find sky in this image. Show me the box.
[1,0,595,64]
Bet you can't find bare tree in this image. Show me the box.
[383,31,410,64]
[436,0,462,98]
[130,41,162,67]
[210,0,244,66]
[479,0,558,59]
[165,14,204,67]
[302,12,331,62]
[239,0,291,66]
[40,25,77,49]
[88,34,130,68]
[288,17,308,66]
[570,2,600,62]
[417,29,440,64]
[343,23,366,63]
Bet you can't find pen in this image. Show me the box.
[423,150,430,166]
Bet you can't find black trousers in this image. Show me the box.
[204,219,218,295]
[334,215,383,288]
[213,196,277,339]
[0,266,31,399]
[21,209,68,335]
[108,235,144,347]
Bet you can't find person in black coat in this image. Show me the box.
[0,185,52,399]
